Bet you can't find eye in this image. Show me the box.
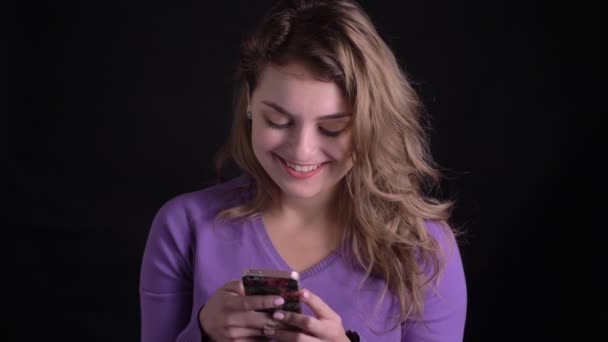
[264,118,292,129]
[319,127,343,137]
[319,121,350,137]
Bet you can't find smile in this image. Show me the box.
[285,161,322,172]
[274,154,328,179]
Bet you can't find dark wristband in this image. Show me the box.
[346,330,360,341]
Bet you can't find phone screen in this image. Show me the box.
[242,274,301,313]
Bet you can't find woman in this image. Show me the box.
[140,0,467,341]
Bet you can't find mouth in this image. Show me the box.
[273,154,328,179]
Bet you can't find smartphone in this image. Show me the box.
[242,268,301,314]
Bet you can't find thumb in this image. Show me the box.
[222,279,246,296]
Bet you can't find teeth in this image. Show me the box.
[285,161,321,173]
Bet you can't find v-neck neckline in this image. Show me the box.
[251,214,341,280]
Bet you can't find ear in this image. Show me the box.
[245,82,252,112]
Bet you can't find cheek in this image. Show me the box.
[252,124,286,151]
[326,135,353,160]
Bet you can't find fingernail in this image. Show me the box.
[273,311,285,320]
[302,291,310,299]
[274,297,285,306]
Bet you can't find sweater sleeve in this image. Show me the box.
[139,196,203,342]
[401,222,468,342]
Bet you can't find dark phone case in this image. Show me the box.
[242,275,301,313]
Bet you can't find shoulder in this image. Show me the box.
[154,174,254,224]
[421,219,467,303]
[144,174,255,258]
[400,220,468,341]
[146,174,254,245]
[418,219,467,301]
[423,219,459,259]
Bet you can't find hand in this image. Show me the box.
[268,289,350,342]
[198,279,285,342]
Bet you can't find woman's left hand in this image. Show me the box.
[266,289,350,342]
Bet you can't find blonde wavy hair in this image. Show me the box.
[214,0,455,331]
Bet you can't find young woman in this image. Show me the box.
[140,1,467,341]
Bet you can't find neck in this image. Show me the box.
[267,186,341,232]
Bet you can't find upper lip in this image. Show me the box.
[275,154,326,166]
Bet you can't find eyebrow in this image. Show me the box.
[261,101,351,120]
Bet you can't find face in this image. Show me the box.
[249,61,354,202]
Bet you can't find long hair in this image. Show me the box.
[214,0,455,331]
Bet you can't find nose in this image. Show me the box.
[289,125,318,162]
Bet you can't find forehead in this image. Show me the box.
[252,62,350,116]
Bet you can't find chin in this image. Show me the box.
[276,182,323,200]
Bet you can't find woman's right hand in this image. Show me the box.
[198,279,285,341]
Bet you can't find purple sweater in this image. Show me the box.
[140,175,467,341]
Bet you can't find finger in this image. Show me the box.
[220,327,266,339]
[272,310,322,335]
[300,289,339,320]
[231,334,272,342]
[222,279,246,296]
[273,328,316,342]
[225,295,286,312]
[228,311,280,329]
[262,320,297,337]
[263,326,277,339]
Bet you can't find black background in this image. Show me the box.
[10,0,604,340]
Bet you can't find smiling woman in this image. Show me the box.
[250,62,354,201]
[139,1,467,341]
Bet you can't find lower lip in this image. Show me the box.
[275,154,326,179]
